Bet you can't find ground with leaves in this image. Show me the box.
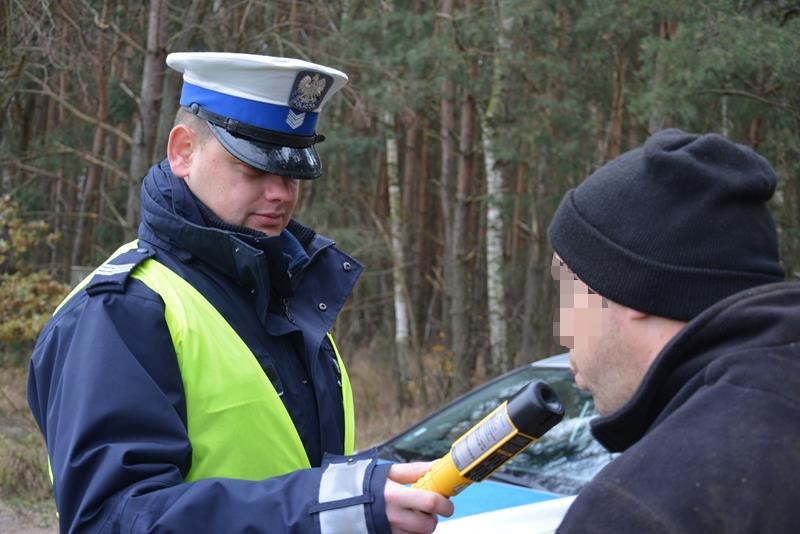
[0,502,56,533]
[0,364,57,532]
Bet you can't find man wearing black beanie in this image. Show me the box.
[548,129,800,533]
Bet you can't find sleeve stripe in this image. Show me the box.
[318,459,371,534]
[319,503,369,534]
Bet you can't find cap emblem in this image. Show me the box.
[289,71,333,112]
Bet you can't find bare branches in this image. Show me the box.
[693,88,800,119]
[9,161,64,182]
[23,72,133,145]
[79,0,144,53]
[99,187,128,227]
[53,142,128,181]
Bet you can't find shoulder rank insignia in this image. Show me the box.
[85,246,155,296]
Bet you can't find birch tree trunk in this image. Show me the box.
[384,111,413,407]
[481,0,512,375]
[125,0,167,238]
[401,111,420,349]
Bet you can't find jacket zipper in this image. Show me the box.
[281,297,295,324]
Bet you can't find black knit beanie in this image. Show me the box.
[547,128,785,321]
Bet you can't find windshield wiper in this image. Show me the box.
[380,446,410,462]
[489,470,550,492]
[380,446,439,463]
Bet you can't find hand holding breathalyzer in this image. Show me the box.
[413,381,564,496]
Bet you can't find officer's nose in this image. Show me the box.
[263,174,296,202]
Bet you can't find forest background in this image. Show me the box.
[0,0,799,525]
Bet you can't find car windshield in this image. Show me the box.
[380,364,616,495]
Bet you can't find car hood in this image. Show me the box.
[439,478,562,521]
[436,494,576,533]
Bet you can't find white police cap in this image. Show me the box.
[166,52,348,179]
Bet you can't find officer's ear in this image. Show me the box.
[167,124,198,178]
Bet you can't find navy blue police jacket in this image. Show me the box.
[27,160,392,533]
[557,282,800,533]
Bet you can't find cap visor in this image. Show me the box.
[208,123,322,179]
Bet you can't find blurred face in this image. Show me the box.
[551,254,607,351]
[551,254,639,416]
[180,133,299,236]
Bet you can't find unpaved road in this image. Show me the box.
[0,502,57,533]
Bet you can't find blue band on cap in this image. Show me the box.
[180,82,319,136]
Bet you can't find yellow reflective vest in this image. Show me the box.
[59,241,355,482]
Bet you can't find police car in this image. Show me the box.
[377,354,616,533]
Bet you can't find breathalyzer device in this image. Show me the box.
[412,380,564,496]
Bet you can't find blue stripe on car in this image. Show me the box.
[442,480,560,521]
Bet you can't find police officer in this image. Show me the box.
[27,52,452,533]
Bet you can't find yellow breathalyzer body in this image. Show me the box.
[412,381,564,497]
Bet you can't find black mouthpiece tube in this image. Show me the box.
[507,381,565,437]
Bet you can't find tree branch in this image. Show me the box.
[54,142,129,180]
[99,187,129,227]
[693,88,800,119]
[79,0,144,53]
[11,161,64,181]
[24,72,134,145]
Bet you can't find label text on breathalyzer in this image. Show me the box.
[452,405,514,472]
